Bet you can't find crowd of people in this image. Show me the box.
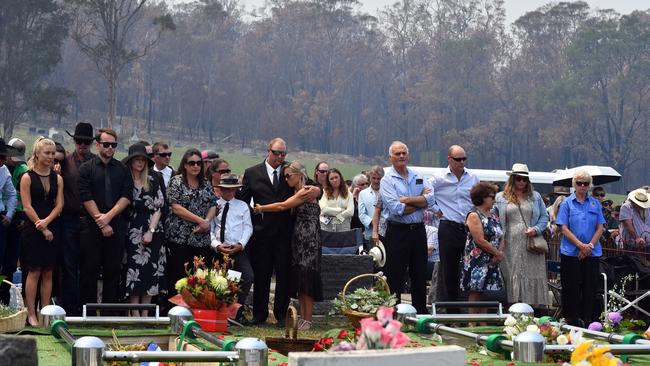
[0,122,648,330]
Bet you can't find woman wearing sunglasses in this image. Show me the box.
[253,161,322,330]
[555,170,605,327]
[165,148,218,295]
[495,163,549,309]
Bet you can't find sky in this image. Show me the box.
[169,0,649,25]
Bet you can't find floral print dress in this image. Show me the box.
[124,174,167,297]
[459,207,505,293]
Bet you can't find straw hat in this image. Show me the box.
[628,189,650,209]
[506,163,529,177]
[368,241,386,267]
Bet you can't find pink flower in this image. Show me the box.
[331,341,356,351]
[379,329,393,346]
[588,322,603,331]
[360,319,384,343]
[376,306,394,324]
[356,336,368,350]
[607,312,623,325]
[385,320,402,335]
[389,331,411,348]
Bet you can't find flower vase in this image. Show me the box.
[192,308,229,332]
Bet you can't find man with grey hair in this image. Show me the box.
[429,145,479,308]
[380,141,435,314]
[358,166,384,243]
[350,173,368,232]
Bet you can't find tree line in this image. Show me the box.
[2,0,650,190]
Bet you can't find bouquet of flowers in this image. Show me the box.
[561,341,623,366]
[503,314,569,345]
[170,256,241,318]
[315,307,411,352]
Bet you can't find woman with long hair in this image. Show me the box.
[20,137,64,326]
[254,161,322,330]
[123,143,167,316]
[319,168,353,232]
[165,148,217,295]
[495,163,549,308]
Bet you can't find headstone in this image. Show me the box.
[288,346,466,366]
[0,335,38,366]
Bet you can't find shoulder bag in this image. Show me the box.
[517,203,549,254]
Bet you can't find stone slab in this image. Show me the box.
[288,345,466,366]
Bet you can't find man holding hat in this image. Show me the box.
[619,189,650,247]
[59,122,96,315]
[0,138,17,306]
[210,173,254,321]
[0,138,27,305]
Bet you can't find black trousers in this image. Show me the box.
[384,222,428,314]
[79,216,126,306]
[166,242,213,296]
[248,233,291,323]
[438,220,467,307]
[561,254,600,326]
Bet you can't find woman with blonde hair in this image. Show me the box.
[20,137,64,326]
[495,163,549,307]
[122,143,167,316]
[555,170,605,326]
[254,161,322,330]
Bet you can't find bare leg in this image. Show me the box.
[26,270,41,326]
[141,295,152,317]
[467,292,482,327]
[128,295,140,317]
[300,294,314,321]
[40,270,53,308]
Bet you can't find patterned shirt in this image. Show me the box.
[165,175,217,247]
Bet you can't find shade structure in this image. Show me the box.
[552,165,621,187]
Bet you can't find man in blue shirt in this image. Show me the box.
[0,138,17,302]
[380,141,435,314]
[429,145,479,307]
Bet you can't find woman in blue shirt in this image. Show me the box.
[555,170,605,327]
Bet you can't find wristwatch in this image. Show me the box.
[149,227,155,233]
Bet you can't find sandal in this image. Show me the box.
[298,319,312,331]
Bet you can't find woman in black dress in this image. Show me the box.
[123,144,166,317]
[254,161,322,330]
[20,137,64,326]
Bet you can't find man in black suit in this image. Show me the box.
[239,137,319,326]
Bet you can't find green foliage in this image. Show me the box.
[0,304,19,318]
[329,281,398,315]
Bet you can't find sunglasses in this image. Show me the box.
[317,169,328,174]
[450,156,467,162]
[74,138,93,145]
[186,160,201,167]
[270,149,287,157]
[575,181,590,187]
[515,176,529,182]
[156,152,172,158]
[54,159,62,164]
[216,169,231,174]
[284,173,293,179]
[594,193,606,197]
[99,141,118,149]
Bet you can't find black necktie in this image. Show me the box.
[220,202,229,243]
[272,170,279,189]
[104,163,112,209]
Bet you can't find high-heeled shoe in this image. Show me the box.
[298,319,312,331]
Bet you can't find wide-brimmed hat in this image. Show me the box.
[628,189,650,209]
[506,163,530,177]
[7,138,26,163]
[122,143,154,168]
[66,122,94,140]
[201,150,219,161]
[218,173,242,188]
[553,186,571,196]
[368,240,386,267]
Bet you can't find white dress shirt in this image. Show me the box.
[210,197,253,248]
[429,167,479,224]
[264,160,282,185]
[153,165,173,186]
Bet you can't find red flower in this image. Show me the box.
[354,328,361,337]
[337,330,349,339]
[322,337,334,347]
[188,276,197,286]
[313,341,324,351]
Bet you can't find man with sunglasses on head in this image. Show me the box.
[152,142,174,186]
[239,137,320,327]
[58,122,97,315]
[429,145,479,309]
[78,128,134,310]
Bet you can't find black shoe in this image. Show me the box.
[275,320,285,328]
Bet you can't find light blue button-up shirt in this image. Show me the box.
[0,165,17,219]
[358,187,379,240]
[429,167,479,224]
[556,193,606,257]
[380,167,435,224]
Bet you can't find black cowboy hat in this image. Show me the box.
[122,143,154,168]
[66,122,94,140]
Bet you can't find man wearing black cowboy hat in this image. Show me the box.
[59,122,96,315]
[0,138,17,306]
[78,128,133,309]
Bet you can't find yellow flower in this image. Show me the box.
[175,278,188,292]
[195,268,207,280]
[571,341,593,364]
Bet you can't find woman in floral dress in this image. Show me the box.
[460,182,505,318]
[123,143,166,317]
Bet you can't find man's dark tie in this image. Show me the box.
[220,202,229,243]
[272,170,279,189]
[104,163,112,209]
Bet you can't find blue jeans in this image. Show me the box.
[61,213,81,315]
